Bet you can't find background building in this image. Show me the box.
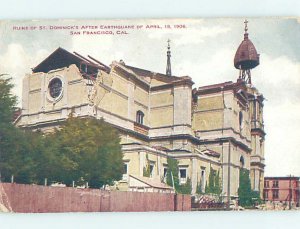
[16,21,265,200]
[264,176,300,207]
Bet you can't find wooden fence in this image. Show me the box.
[0,183,191,213]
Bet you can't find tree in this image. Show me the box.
[205,168,222,195]
[143,154,151,177]
[205,169,214,194]
[166,157,179,190]
[6,129,44,184]
[238,168,260,207]
[0,123,45,184]
[165,157,192,194]
[177,178,192,194]
[0,75,21,182]
[196,182,204,194]
[43,116,123,188]
[214,170,222,195]
[0,77,123,187]
[0,75,17,152]
[0,75,17,125]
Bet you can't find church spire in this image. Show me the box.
[166,39,172,76]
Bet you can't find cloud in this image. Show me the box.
[173,47,236,87]
[0,43,49,104]
[252,54,300,176]
[264,100,300,176]
[256,54,300,85]
[253,53,300,105]
[71,35,114,65]
[70,33,138,67]
[174,26,231,46]
[147,20,231,46]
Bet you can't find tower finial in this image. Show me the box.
[244,19,249,39]
[166,39,172,76]
[244,19,248,33]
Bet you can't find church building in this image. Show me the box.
[16,21,266,199]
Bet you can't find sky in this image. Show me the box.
[0,18,299,177]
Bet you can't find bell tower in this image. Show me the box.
[234,19,260,84]
[234,20,266,196]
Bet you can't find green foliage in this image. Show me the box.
[0,76,123,187]
[0,75,17,147]
[238,168,261,207]
[205,182,208,193]
[205,168,222,195]
[43,117,123,188]
[214,170,222,195]
[205,169,214,194]
[0,75,17,125]
[0,128,35,183]
[166,157,179,189]
[177,178,192,194]
[165,157,192,194]
[0,75,29,183]
[196,182,204,194]
[252,191,262,205]
[143,154,151,177]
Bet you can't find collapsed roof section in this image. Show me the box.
[32,47,193,89]
[124,64,184,83]
[114,63,194,90]
[201,149,221,158]
[32,47,110,78]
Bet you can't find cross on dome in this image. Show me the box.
[244,19,248,33]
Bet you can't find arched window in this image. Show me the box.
[136,110,144,125]
[239,111,243,129]
[240,156,245,168]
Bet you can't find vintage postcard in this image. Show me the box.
[0,18,299,213]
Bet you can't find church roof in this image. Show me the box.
[31,47,193,91]
[32,47,110,74]
[234,21,260,70]
[32,47,192,85]
[234,35,260,70]
[125,65,178,80]
[124,64,193,84]
[194,79,250,95]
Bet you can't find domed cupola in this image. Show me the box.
[234,20,260,84]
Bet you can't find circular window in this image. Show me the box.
[49,78,63,99]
